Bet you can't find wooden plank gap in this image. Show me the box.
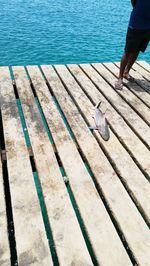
[1,149,7,162]
[27,146,33,157]
[52,95,76,142]
[38,66,54,96]
[66,183,99,266]
[32,172,60,265]
[12,82,19,99]
[29,80,38,98]
[0,110,17,265]
[2,160,18,265]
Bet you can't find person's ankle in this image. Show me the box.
[118,77,123,82]
[123,70,129,76]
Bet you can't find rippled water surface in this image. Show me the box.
[0,0,150,65]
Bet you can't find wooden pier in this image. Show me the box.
[0,61,150,266]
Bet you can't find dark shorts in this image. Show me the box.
[125,27,150,53]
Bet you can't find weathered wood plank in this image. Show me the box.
[78,63,150,179]
[42,64,150,266]
[67,63,150,223]
[115,62,150,94]
[13,66,93,266]
[28,65,132,266]
[0,67,53,266]
[0,157,10,266]
[137,61,150,73]
[105,62,150,109]
[134,62,150,83]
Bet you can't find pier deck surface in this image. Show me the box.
[0,61,150,266]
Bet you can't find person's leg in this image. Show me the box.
[123,31,150,79]
[115,26,142,89]
[115,52,131,89]
[124,50,140,78]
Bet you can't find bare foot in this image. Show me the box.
[115,78,123,90]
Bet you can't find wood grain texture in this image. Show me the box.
[38,65,133,266]
[13,65,93,266]
[67,63,150,223]
[79,63,150,178]
[42,64,150,266]
[0,67,52,266]
[92,63,150,145]
[1,61,150,266]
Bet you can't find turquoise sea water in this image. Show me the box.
[0,0,150,66]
